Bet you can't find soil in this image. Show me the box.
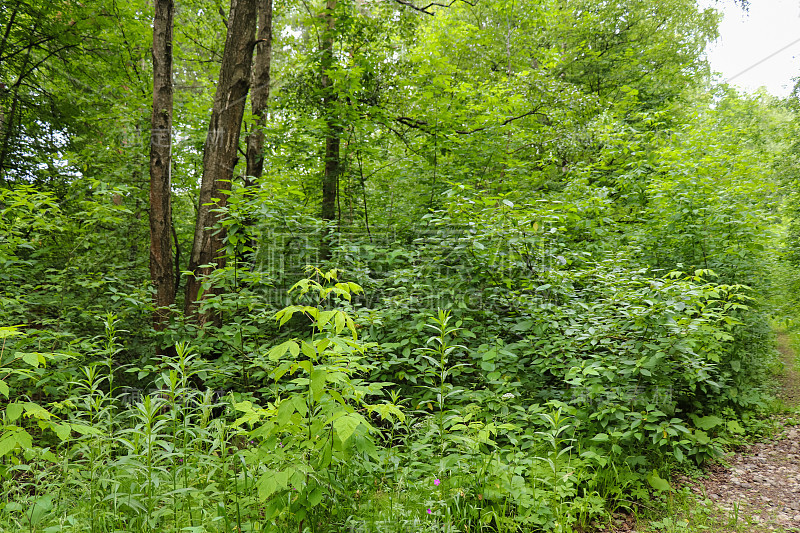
[602,331,800,533]
[776,332,800,408]
[687,421,800,531]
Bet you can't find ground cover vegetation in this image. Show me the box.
[1,0,798,531]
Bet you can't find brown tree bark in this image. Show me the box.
[149,0,176,330]
[244,0,273,185]
[185,0,257,321]
[320,0,341,259]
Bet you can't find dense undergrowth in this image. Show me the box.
[0,265,780,532]
[1,106,795,531]
[0,167,791,532]
[2,0,800,530]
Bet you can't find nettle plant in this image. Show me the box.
[233,267,403,527]
[553,266,754,465]
[0,326,71,461]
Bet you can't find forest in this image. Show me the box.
[2,0,800,531]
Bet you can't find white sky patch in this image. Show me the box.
[701,0,800,97]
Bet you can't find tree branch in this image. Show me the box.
[395,108,548,136]
[389,0,475,16]
[454,109,548,134]
[396,115,434,133]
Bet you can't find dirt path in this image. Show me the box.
[668,331,800,532]
[776,332,800,409]
[603,331,800,532]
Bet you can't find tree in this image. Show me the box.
[185,0,258,322]
[554,0,718,113]
[319,0,341,258]
[149,0,176,329]
[244,0,273,185]
[0,0,90,184]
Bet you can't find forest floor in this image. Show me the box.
[603,331,800,533]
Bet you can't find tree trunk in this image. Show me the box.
[185,0,257,322]
[149,0,176,330]
[320,0,340,259]
[241,0,273,259]
[244,0,273,186]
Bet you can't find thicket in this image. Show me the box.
[1,0,797,531]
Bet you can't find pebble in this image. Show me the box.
[679,418,800,531]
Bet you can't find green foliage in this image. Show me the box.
[0,0,795,530]
[231,267,390,526]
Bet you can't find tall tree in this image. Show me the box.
[244,0,273,185]
[185,0,258,321]
[319,0,341,258]
[149,0,176,329]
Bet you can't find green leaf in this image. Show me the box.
[333,413,361,444]
[319,440,333,469]
[727,420,745,434]
[22,352,39,368]
[6,403,23,422]
[272,361,292,381]
[276,400,296,426]
[347,282,363,294]
[274,469,289,491]
[292,394,308,417]
[257,469,285,500]
[269,340,295,362]
[0,432,18,457]
[368,403,405,423]
[673,447,684,462]
[41,449,59,463]
[315,338,331,353]
[288,341,300,358]
[231,401,264,428]
[647,470,671,492]
[14,428,31,449]
[278,309,294,327]
[310,367,326,401]
[0,380,8,398]
[24,402,51,420]
[317,310,335,329]
[695,415,723,430]
[51,422,71,441]
[346,315,358,340]
[69,423,103,436]
[334,311,345,334]
[308,486,324,507]
[0,326,23,339]
[301,341,316,359]
[694,429,711,445]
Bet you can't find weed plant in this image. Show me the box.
[0,262,784,532]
